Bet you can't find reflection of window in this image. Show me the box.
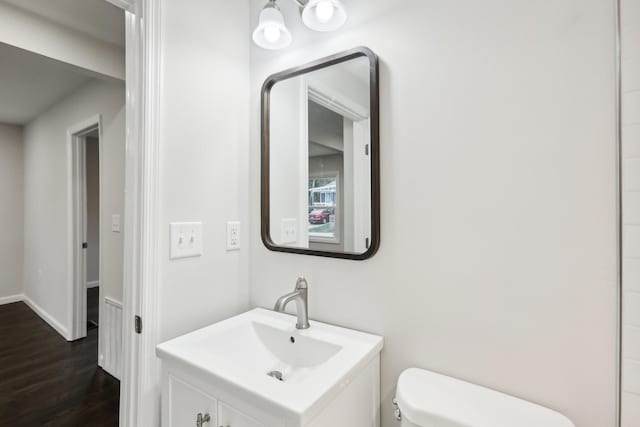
[308,176,338,242]
[309,178,336,206]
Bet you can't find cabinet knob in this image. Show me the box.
[196,413,211,427]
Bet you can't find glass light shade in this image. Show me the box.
[315,1,335,23]
[301,0,347,32]
[253,3,292,50]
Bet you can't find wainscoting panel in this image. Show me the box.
[99,297,122,380]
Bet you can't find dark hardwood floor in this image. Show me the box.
[0,293,119,427]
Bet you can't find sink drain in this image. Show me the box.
[267,370,284,381]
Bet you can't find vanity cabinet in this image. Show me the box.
[164,375,268,427]
[157,309,383,427]
[219,402,267,427]
[161,356,381,427]
[167,376,218,427]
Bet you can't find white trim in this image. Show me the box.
[352,118,371,254]
[615,0,622,425]
[104,0,135,12]
[0,294,23,305]
[67,116,102,342]
[308,84,368,121]
[120,4,142,426]
[96,120,106,372]
[120,0,162,426]
[87,281,100,288]
[105,296,123,308]
[137,0,162,422]
[23,295,70,340]
[299,78,310,247]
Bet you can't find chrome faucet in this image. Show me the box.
[274,277,310,329]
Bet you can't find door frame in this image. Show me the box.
[112,0,162,426]
[67,116,102,342]
[614,0,622,425]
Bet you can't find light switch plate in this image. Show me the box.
[170,222,203,259]
[111,214,121,233]
[226,221,240,251]
[280,218,297,244]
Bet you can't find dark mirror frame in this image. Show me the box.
[261,47,380,260]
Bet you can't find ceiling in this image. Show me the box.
[0,0,125,125]
[0,42,94,125]
[1,0,125,47]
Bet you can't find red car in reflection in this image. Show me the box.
[309,209,333,224]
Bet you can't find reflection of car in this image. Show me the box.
[309,208,334,224]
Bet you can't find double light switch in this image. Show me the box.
[170,222,203,259]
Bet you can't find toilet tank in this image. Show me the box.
[395,368,575,427]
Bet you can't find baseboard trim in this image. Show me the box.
[23,296,70,341]
[87,281,100,288]
[0,294,24,305]
[104,296,123,308]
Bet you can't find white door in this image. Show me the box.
[218,402,266,427]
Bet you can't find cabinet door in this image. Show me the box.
[218,402,267,427]
[167,376,217,427]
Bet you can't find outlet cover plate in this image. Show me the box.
[227,221,240,251]
[280,218,297,244]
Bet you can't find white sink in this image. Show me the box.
[156,308,383,424]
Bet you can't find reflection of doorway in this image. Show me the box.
[306,90,371,253]
[308,100,343,249]
[85,130,100,331]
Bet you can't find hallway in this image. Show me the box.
[0,297,119,427]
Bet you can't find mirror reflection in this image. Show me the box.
[263,49,378,259]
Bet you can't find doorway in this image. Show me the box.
[69,118,102,343]
[85,129,100,333]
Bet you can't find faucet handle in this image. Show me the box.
[296,276,308,290]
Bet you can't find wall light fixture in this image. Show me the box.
[253,0,348,50]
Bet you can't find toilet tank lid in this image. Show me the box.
[395,368,575,427]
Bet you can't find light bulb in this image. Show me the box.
[263,25,281,43]
[253,1,292,50]
[302,0,347,32]
[315,1,335,23]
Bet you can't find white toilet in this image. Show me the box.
[394,368,575,427]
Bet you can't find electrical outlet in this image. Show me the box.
[170,222,203,259]
[227,221,240,251]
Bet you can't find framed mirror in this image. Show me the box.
[261,47,379,260]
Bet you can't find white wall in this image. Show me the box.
[0,123,24,302]
[248,1,617,427]
[157,0,250,342]
[270,78,307,247]
[23,79,125,337]
[621,0,640,425]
